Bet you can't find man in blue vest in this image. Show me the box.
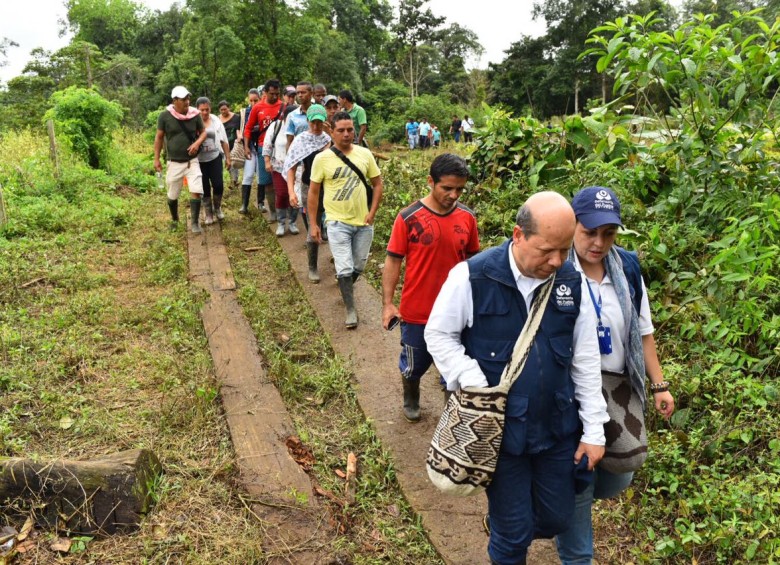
[425,191,608,565]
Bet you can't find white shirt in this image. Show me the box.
[425,243,608,445]
[572,254,654,374]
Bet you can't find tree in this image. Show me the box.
[392,0,445,101]
[63,0,142,55]
[0,37,19,69]
[488,35,563,117]
[533,0,622,113]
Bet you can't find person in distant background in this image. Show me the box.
[154,85,206,234]
[242,80,284,216]
[313,83,327,105]
[338,89,368,146]
[195,97,230,225]
[449,115,462,143]
[218,100,242,189]
[461,114,474,143]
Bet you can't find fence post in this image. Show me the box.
[46,119,61,180]
[0,183,6,227]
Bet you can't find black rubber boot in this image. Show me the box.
[337,275,358,328]
[257,184,266,211]
[352,270,362,283]
[213,195,224,220]
[306,242,320,283]
[239,184,251,214]
[402,377,421,422]
[190,199,202,234]
[167,198,179,228]
[203,196,214,225]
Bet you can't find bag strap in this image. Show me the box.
[329,146,373,205]
[175,116,198,145]
[498,275,555,389]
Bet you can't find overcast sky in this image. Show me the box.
[0,0,547,84]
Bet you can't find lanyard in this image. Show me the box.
[586,280,603,324]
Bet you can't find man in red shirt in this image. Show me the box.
[382,153,480,421]
[241,79,285,214]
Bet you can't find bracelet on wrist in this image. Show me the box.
[649,380,670,393]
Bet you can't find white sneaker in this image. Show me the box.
[288,220,299,235]
[276,221,285,237]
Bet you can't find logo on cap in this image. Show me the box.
[594,189,614,210]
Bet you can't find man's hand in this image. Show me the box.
[244,143,253,160]
[225,158,232,170]
[289,192,299,208]
[309,224,322,243]
[382,304,400,330]
[187,142,200,156]
[265,162,273,173]
[154,158,162,173]
[574,442,605,470]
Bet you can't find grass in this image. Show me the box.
[1,129,442,563]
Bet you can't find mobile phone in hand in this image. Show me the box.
[387,316,400,331]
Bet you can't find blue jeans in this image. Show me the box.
[242,153,273,186]
[556,468,634,564]
[399,322,446,385]
[487,435,579,564]
[326,221,373,278]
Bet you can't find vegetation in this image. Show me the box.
[2,1,779,563]
[0,129,440,562]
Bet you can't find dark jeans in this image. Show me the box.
[487,434,580,564]
[200,155,224,199]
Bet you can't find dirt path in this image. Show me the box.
[187,204,561,563]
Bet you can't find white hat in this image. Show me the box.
[170,86,191,99]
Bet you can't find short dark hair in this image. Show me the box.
[313,83,326,92]
[217,100,229,109]
[264,78,281,92]
[515,205,537,239]
[297,81,313,91]
[332,111,352,124]
[430,153,469,184]
[195,96,210,108]
[338,89,354,103]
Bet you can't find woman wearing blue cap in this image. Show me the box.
[556,186,675,564]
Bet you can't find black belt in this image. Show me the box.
[602,370,628,379]
[169,158,192,163]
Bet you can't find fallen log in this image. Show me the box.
[0,449,162,535]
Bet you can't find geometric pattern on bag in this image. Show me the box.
[428,388,508,489]
[426,276,554,497]
[599,371,648,474]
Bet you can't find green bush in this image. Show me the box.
[43,87,123,169]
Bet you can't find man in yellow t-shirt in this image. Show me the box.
[308,111,383,328]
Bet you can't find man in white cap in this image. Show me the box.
[154,86,207,233]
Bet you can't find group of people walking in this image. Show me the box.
[155,82,675,564]
[154,80,380,328]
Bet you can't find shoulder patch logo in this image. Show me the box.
[555,284,575,307]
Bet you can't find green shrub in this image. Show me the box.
[43,87,123,169]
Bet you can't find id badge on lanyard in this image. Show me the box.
[587,281,613,355]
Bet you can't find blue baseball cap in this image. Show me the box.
[571,186,623,229]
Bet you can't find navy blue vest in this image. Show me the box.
[462,240,583,455]
[615,246,643,315]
